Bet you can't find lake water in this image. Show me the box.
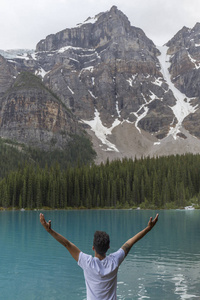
[0,209,200,300]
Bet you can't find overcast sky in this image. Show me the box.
[0,0,200,50]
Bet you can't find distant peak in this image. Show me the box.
[193,22,200,31]
[110,5,118,12]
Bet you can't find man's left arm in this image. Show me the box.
[40,213,81,262]
[121,213,159,257]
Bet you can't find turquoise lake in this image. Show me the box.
[0,209,200,300]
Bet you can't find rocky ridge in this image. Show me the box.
[0,6,200,162]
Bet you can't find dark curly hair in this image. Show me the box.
[93,231,110,255]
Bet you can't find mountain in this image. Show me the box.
[0,6,200,163]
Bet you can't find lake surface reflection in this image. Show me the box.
[0,209,200,299]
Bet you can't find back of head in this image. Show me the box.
[93,231,110,255]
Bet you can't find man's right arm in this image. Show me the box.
[40,213,81,262]
[121,214,159,257]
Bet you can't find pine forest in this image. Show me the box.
[1,151,200,210]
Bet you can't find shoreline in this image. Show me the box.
[0,206,198,211]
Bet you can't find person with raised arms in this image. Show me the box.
[40,212,159,300]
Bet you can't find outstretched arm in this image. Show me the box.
[121,213,159,257]
[40,213,81,262]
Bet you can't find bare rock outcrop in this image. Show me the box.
[0,72,80,149]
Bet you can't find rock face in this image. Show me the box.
[0,55,18,97]
[35,5,176,136]
[165,24,200,138]
[0,72,80,149]
[166,24,200,97]
[0,6,200,161]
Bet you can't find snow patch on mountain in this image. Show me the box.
[35,67,49,78]
[153,77,163,87]
[57,46,95,54]
[126,75,137,87]
[131,90,157,133]
[76,15,100,27]
[0,49,34,59]
[157,46,198,140]
[116,101,121,117]
[88,90,97,99]
[82,109,120,152]
[68,86,74,94]
[187,51,200,69]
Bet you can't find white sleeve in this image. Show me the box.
[111,248,125,266]
[78,252,92,269]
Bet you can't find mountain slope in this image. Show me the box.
[0,72,87,150]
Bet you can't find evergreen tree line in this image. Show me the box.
[0,135,96,179]
[1,153,200,209]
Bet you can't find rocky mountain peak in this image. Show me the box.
[166,23,200,51]
[166,22,200,94]
[193,22,200,32]
[36,6,153,55]
[0,7,200,163]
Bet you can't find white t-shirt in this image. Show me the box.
[78,248,125,300]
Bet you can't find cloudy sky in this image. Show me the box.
[0,0,200,50]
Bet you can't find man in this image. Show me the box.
[40,213,158,300]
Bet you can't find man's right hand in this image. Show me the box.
[40,213,51,232]
[39,213,81,262]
